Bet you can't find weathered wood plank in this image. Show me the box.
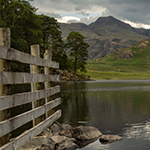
[0,110,61,150]
[0,98,61,137]
[0,28,11,147]
[0,46,59,68]
[0,72,60,84]
[44,49,52,118]
[0,85,60,111]
[30,44,42,126]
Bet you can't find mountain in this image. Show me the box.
[113,39,150,60]
[86,38,150,73]
[59,16,150,59]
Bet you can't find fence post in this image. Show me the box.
[44,49,52,118]
[0,28,10,146]
[30,44,43,126]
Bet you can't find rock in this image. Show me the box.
[138,41,148,48]
[49,122,64,135]
[19,137,56,150]
[39,122,64,138]
[51,135,78,150]
[56,139,78,150]
[99,135,122,144]
[119,49,133,59]
[61,123,72,130]
[59,129,72,138]
[55,69,93,82]
[51,135,67,144]
[36,145,54,150]
[19,123,103,150]
[59,124,73,138]
[71,126,102,148]
[144,40,149,44]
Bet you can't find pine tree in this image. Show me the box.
[66,31,89,73]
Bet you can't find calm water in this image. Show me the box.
[59,80,150,150]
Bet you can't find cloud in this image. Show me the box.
[80,15,102,25]
[77,11,89,17]
[123,20,150,29]
[101,0,150,24]
[32,0,150,26]
[56,15,103,25]
[57,16,80,23]
[37,12,62,19]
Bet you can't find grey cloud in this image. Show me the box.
[33,0,150,24]
[104,0,150,24]
[77,11,89,16]
[67,20,80,24]
[65,15,101,25]
[80,16,101,25]
[44,12,62,19]
[37,12,62,19]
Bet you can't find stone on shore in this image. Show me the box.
[59,129,72,138]
[61,123,72,130]
[55,69,93,82]
[71,126,102,148]
[19,137,56,150]
[19,122,103,150]
[99,135,122,144]
[40,122,64,138]
[50,135,78,150]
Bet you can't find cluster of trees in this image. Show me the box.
[0,0,89,73]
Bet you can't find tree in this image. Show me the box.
[0,0,70,70]
[0,0,40,53]
[38,14,68,69]
[0,0,36,27]
[66,31,89,73]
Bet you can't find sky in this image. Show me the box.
[31,0,150,29]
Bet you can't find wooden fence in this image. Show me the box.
[0,28,61,150]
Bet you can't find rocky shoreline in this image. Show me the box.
[55,70,93,82]
[19,122,122,150]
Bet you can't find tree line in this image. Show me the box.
[0,0,89,73]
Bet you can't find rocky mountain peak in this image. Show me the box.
[89,16,132,29]
[60,16,150,59]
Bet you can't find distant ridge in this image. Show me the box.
[60,16,150,59]
[90,16,130,27]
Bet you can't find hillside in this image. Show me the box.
[60,16,150,59]
[85,39,150,80]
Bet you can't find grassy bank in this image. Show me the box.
[85,69,150,80]
[85,39,150,80]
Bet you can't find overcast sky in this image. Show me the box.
[31,0,150,29]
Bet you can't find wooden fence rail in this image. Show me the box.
[0,85,60,111]
[0,72,60,84]
[0,28,61,150]
[0,46,59,68]
[0,110,61,150]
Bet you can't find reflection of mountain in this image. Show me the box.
[87,90,150,134]
[59,81,150,137]
[124,122,150,140]
[59,82,90,126]
[86,85,150,135]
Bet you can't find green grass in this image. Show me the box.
[85,70,150,80]
[86,39,150,80]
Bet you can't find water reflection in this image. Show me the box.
[59,82,90,127]
[59,80,150,150]
[124,121,150,140]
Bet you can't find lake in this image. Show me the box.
[58,80,150,150]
